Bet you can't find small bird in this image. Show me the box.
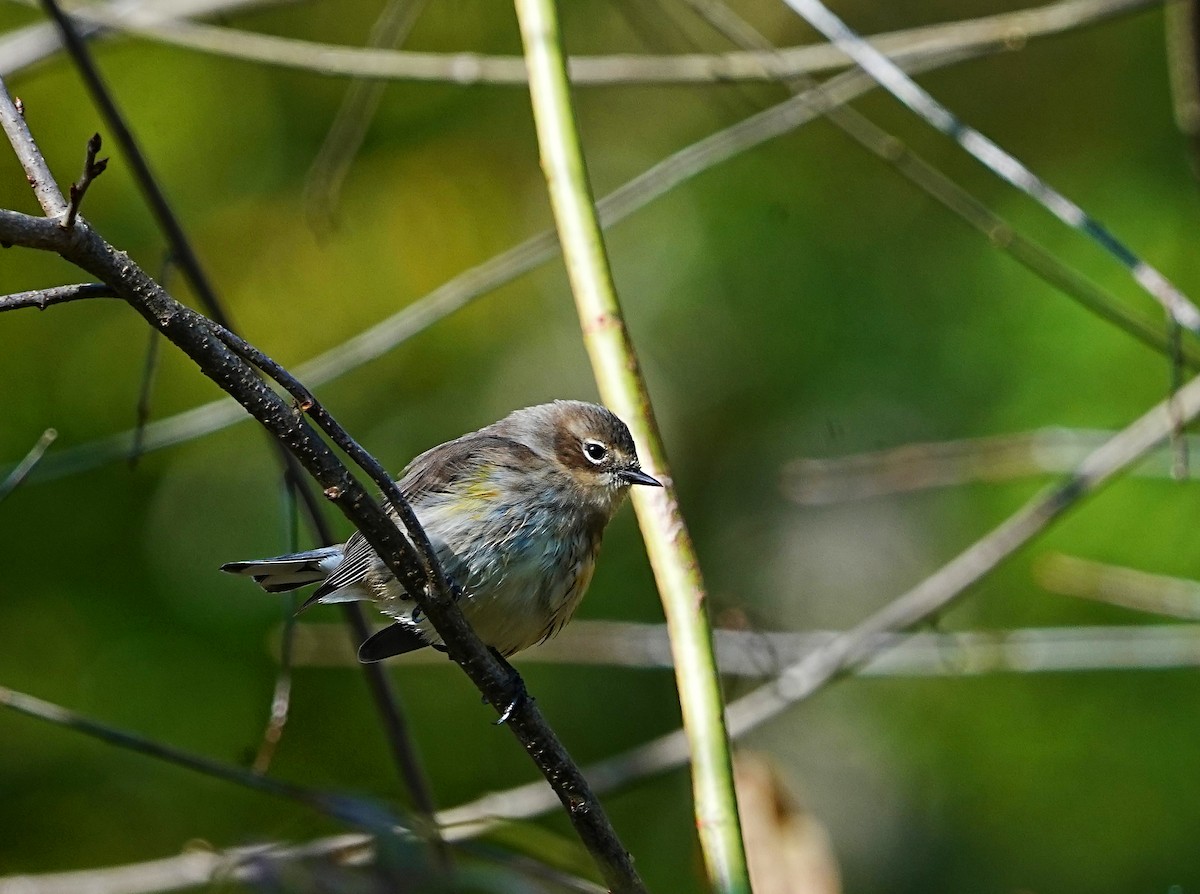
[222,400,660,663]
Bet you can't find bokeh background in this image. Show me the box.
[2,0,1199,891]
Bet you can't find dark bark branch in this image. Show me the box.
[0,182,643,894]
[0,281,115,310]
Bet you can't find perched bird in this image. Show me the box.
[222,400,660,663]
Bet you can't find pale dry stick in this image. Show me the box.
[781,0,1200,334]
[0,85,66,216]
[438,368,1200,833]
[514,1,745,892]
[0,0,295,77]
[303,0,427,230]
[286,618,1200,677]
[42,0,1152,85]
[1036,553,1200,620]
[0,831,608,894]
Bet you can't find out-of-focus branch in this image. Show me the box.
[282,618,1200,677]
[28,8,442,828]
[1036,553,1200,620]
[50,0,1151,85]
[7,22,1137,482]
[782,428,1200,505]
[0,428,57,503]
[0,684,406,830]
[0,831,609,894]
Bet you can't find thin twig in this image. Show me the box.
[55,0,1153,85]
[0,428,57,503]
[252,482,300,775]
[39,0,231,328]
[437,365,1200,832]
[0,684,408,831]
[63,131,108,228]
[514,1,737,891]
[0,282,116,311]
[780,0,1200,334]
[0,81,66,217]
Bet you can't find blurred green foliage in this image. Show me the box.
[3,1,1200,891]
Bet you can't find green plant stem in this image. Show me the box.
[512,2,749,892]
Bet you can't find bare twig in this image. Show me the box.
[63,132,108,228]
[0,428,57,503]
[1036,553,1200,620]
[781,428,1200,505]
[2,57,950,477]
[0,282,116,311]
[0,81,66,217]
[11,9,1160,482]
[57,0,1153,85]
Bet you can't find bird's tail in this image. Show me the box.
[220,546,344,593]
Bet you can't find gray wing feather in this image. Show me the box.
[310,435,540,603]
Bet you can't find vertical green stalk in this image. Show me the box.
[513,2,751,892]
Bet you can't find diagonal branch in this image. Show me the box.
[0,115,643,893]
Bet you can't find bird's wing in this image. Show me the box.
[310,434,540,602]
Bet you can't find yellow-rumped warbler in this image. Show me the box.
[222,400,660,662]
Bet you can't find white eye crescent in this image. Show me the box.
[583,440,608,464]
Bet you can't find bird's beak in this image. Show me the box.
[619,467,662,487]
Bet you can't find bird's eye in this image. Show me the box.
[583,440,608,464]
